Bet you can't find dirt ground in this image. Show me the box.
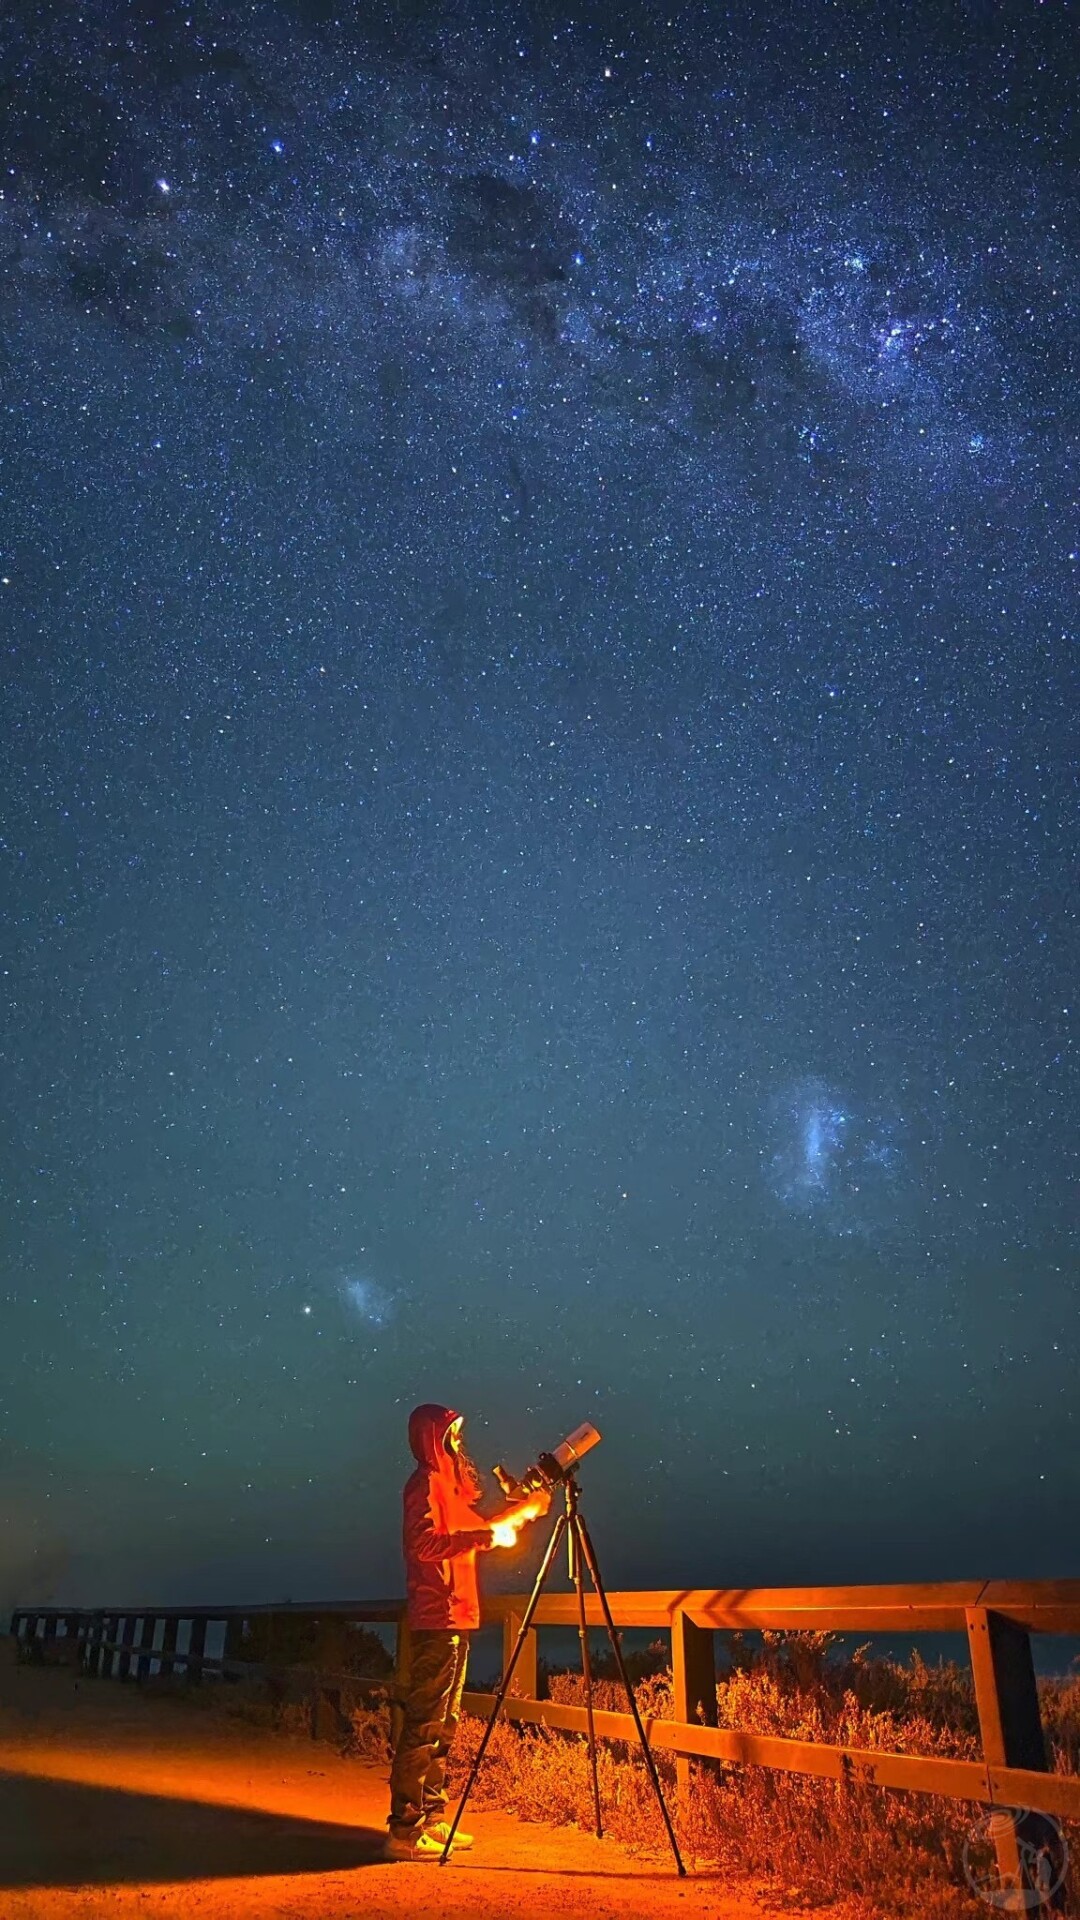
[0,1635,834,1920]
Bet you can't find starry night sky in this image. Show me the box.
[2,1,1077,1614]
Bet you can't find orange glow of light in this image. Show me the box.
[491,1501,542,1549]
[0,1740,358,1826]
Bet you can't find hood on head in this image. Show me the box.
[408,1402,459,1470]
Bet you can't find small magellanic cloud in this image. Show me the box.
[338,1273,394,1328]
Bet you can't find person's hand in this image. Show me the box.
[489,1493,548,1548]
[501,1496,543,1527]
[531,1484,552,1518]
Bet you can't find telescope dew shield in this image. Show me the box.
[551,1422,601,1475]
[536,1422,602,1486]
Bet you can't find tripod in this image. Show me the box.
[439,1472,686,1872]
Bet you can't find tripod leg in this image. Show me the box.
[574,1513,687,1876]
[438,1511,568,1863]
[572,1520,604,1837]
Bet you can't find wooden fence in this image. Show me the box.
[11,1580,1080,1895]
[7,1599,402,1746]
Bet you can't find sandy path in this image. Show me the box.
[0,1638,818,1920]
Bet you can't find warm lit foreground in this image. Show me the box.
[0,1637,825,1920]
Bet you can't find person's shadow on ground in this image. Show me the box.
[0,1768,386,1888]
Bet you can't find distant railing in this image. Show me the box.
[12,1579,1080,1889]
[7,1600,401,1744]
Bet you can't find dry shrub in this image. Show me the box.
[344,1687,394,1763]
[215,1667,392,1750]
[200,1632,1080,1917]
[445,1635,1078,1917]
[215,1669,316,1739]
[1042,1670,1080,1775]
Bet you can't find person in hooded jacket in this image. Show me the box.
[386,1402,546,1860]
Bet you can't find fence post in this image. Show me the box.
[159,1616,179,1677]
[187,1617,208,1684]
[223,1615,247,1674]
[131,1615,152,1682]
[311,1616,348,1741]
[69,1614,87,1663]
[502,1610,538,1708]
[965,1606,1064,1913]
[671,1608,718,1798]
[391,1615,411,1754]
[91,1615,110,1676]
[117,1616,137,1679]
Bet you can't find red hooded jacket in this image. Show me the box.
[402,1403,494,1630]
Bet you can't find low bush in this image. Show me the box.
[205,1629,1079,1917]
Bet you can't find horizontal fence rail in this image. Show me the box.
[11,1581,1080,1843]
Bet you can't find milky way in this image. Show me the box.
[1,1,1076,1604]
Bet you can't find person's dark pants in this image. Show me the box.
[388,1629,470,1836]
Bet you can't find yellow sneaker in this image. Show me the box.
[384,1827,452,1860]
[422,1818,474,1849]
